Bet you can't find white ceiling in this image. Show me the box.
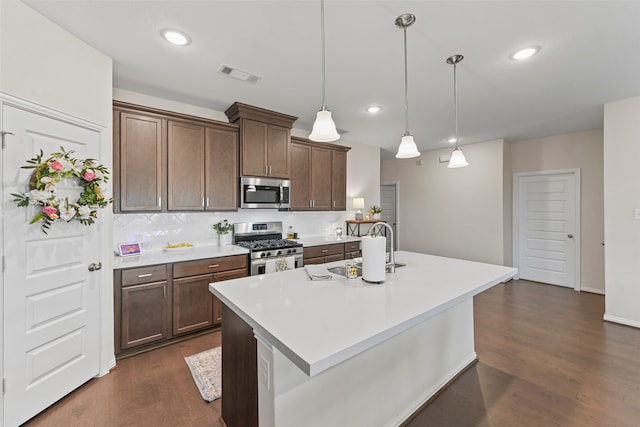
[24,0,640,158]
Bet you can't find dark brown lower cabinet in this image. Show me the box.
[120,281,170,350]
[114,254,248,357]
[173,273,214,336]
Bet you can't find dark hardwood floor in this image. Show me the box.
[22,279,640,426]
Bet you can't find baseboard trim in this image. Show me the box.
[603,314,640,329]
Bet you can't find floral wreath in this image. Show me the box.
[12,146,112,234]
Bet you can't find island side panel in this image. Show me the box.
[221,304,258,427]
[257,299,476,427]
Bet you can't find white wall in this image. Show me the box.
[603,96,640,327]
[510,129,605,294]
[381,139,507,265]
[0,0,112,127]
[112,89,381,245]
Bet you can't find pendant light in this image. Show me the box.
[446,54,469,168]
[309,0,340,142]
[394,14,420,159]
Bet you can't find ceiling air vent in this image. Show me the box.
[218,64,262,84]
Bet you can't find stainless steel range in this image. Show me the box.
[234,221,304,275]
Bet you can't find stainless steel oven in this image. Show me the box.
[240,177,290,209]
[233,221,303,275]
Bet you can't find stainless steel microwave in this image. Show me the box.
[240,177,291,209]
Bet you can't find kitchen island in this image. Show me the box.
[209,251,517,427]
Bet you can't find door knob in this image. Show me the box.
[567,234,574,239]
[88,262,102,272]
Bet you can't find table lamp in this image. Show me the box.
[353,198,365,220]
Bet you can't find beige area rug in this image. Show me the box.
[184,346,222,402]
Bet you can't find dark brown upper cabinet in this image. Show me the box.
[225,102,297,179]
[290,136,350,211]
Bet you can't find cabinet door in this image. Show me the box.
[118,112,164,211]
[212,268,248,324]
[206,127,238,211]
[168,121,205,210]
[241,119,268,177]
[332,150,347,210]
[173,273,214,336]
[121,281,170,349]
[310,146,333,210]
[267,124,290,178]
[290,142,312,210]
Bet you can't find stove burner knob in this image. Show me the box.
[260,252,267,258]
[276,250,282,256]
[287,249,292,254]
[266,252,272,257]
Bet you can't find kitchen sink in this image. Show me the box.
[327,262,406,278]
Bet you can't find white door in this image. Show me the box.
[515,171,580,289]
[380,184,398,252]
[2,105,102,426]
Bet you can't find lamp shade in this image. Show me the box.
[447,147,469,168]
[353,198,365,210]
[395,134,420,159]
[309,110,340,142]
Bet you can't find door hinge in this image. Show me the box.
[2,378,5,394]
[1,131,15,149]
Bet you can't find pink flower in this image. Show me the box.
[42,205,58,218]
[83,171,96,181]
[48,160,64,171]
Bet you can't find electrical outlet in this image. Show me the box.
[634,208,640,220]
[258,354,271,390]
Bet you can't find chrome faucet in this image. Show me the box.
[367,222,396,273]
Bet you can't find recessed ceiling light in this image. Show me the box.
[448,137,457,144]
[366,106,382,113]
[161,29,191,46]
[510,46,540,60]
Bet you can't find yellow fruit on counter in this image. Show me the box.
[166,242,193,248]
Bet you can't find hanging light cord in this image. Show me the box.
[453,60,458,147]
[320,0,327,111]
[403,25,410,135]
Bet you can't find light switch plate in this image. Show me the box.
[634,208,640,220]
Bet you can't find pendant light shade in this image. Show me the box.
[396,134,420,159]
[446,54,469,168]
[309,0,340,142]
[394,14,420,159]
[310,108,339,142]
[448,147,469,168]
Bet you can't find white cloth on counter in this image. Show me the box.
[305,264,333,281]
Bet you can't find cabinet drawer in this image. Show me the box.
[304,244,343,259]
[213,268,248,282]
[344,241,360,252]
[121,265,167,287]
[173,255,248,278]
[324,253,345,263]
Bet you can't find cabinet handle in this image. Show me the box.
[158,196,162,208]
[137,273,153,278]
[265,164,268,175]
[333,200,335,208]
[202,197,205,208]
[209,264,220,268]
[206,197,210,208]
[321,249,328,253]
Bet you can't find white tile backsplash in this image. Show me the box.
[113,210,352,249]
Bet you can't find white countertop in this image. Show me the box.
[209,250,517,377]
[113,244,249,269]
[295,235,360,247]
[113,235,358,269]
